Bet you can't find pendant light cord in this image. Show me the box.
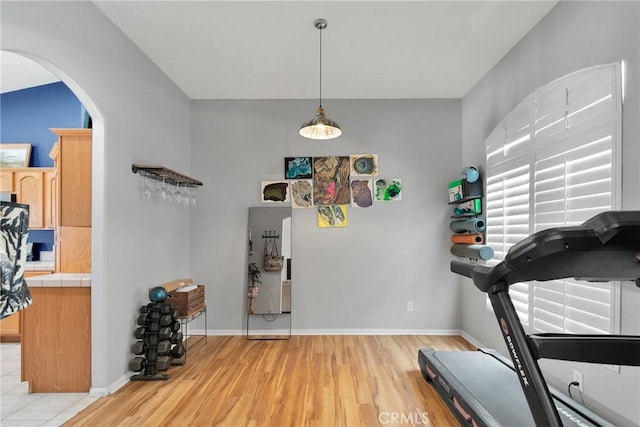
[319,25,323,108]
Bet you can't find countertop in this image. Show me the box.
[24,272,91,288]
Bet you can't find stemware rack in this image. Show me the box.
[132,164,203,187]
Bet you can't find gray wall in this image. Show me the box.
[460,2,640,425]
[2,2,193,393]
[190,99,462,334]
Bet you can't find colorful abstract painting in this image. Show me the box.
[350,179,373,208]
[374,178,403,202]
[317,205,348,228]
[349,154,378,176]
[261,181,290,203]
[290,179,314,208]
[313,156,351,205]
[284,157,313,179]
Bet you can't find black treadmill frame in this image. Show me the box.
[450,211,640,427]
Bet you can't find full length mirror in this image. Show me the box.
[247,207,292,315]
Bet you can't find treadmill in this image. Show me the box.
[419,211,640,426]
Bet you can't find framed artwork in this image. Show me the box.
[290,179,314,208]
[261,181,290,203]
[350,179,373,208]
[284,157,313,179]
[317,205,348,228]
[0,143,32,167]
[350,154,378,176]
[375,178,403,201]
[313,156,351,205]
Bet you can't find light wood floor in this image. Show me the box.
[66,335,474,426]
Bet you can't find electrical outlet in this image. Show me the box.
[573,370,584,392]
[407,301,414,312]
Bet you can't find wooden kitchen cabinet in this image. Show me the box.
[1,168,55,229]
[44,170,57,229]
[50,129,92,273]
[21,286,91,392]
[14,170,45,228]
[49,129,92,227]
[0,312,21,342]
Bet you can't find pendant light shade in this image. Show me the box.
[299,18,342,140]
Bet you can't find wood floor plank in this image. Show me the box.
[65,335,474,426]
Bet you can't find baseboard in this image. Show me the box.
[187,328,462,336]
[460,331,485,348]
[89,373,129,397]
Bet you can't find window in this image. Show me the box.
[485,63,622,334]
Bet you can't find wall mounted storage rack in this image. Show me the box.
[131,164,203,187]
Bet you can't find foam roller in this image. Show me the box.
[450,244,494,260]
[450,217,486,233]
[451,234,484,244]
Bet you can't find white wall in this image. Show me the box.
[190,99,462,334]
[2,2,192,393]
[460,2,640,425]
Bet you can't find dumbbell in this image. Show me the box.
[160,304,172,314]
[148,310,161,321]
[156,355,172,371]
[139,305,149,314]
[170,343,185,359]
[137,313,148,325]
[159,314,173,327]
[170,331,183,344]
[134,326,146,339]
[131,340,147,355]
[171,320,181,332]
[129,357,146,372]
[157,340,172,355]
[158,326,172,340]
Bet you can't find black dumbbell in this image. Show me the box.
[157,340,172,355]
[131,340,147,355]
[160,304,172,314]
[158,326,172,340]
[171,320,181,332]
[139,305,149,314]
[156,355,172,371]
[159,314,173,327]
[137,313,148,325]
[129,357,146,372]
[170,343,185,359]
[170,331,183,344]
[134,326,146,339]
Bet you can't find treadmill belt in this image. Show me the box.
[418,348,613,427]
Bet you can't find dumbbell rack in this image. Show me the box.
[129,302,186,381]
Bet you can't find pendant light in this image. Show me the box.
[299,18,342,140]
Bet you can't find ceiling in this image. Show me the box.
[2,1,557,99]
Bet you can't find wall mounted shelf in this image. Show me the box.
[131,164,203,187]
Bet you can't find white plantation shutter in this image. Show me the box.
[485,63,622,334]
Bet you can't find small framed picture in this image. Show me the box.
[0,143,32,167]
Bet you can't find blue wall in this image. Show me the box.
[1,82,86,255]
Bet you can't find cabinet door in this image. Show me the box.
[55,131,91,227]
[44,171,57,228]
[14,171,44,228]
[58,226,91,273]
[0,312,21,342]
[0,170,14,192]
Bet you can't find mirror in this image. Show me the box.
[247,207,291,315]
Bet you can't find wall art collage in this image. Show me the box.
[261,155,402,228]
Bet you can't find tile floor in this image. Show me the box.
[1,343,100,426]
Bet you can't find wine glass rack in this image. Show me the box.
[132,164,203,187]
